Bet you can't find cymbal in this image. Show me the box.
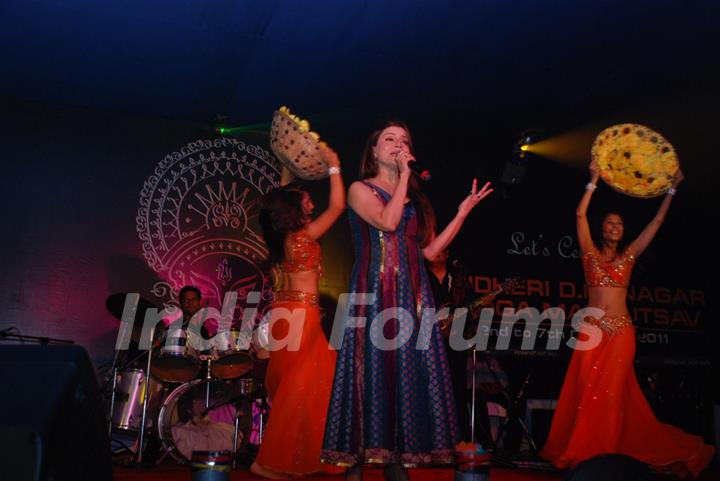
[105,293,157,323]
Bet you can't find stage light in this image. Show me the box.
[212,120,273,136]
[502,130,544,191]
[513,132,539,154]
[524,127,599,166]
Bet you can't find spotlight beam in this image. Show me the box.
[523,126,604,167]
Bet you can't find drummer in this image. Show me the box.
[158,285,270,372]
[178,286,204,325]
[156,285,237,368]
[159,285,217,338]
[164,286,241,453]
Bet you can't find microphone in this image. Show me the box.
[395,150,431,181]
[409,159,431,181]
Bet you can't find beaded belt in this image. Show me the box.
[275,290,320,306]
[583,315,633,337]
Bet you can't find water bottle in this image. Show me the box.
[454,442,490,481]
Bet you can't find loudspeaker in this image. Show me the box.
[0,345,111,481]
[635,360,713,438]
[524,399,556,447]
[564,454,654,481]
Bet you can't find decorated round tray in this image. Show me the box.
[591,123,679,198]
[269,106,328,180]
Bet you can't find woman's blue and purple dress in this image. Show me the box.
[321,182,458,467]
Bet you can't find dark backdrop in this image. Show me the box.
[1,83,717,437]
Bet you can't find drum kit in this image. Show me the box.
[104,293,267,467]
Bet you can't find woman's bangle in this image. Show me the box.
[585,182,597,191]
[328,166,341,176]
[667,187,677,196]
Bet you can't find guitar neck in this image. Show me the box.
[469,286,504,309]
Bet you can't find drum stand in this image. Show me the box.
[493,371,538,452]
[205,357,213,410]
[231,390,268,469]
[107,329,157,465]
[232,410,242,469]
[470,349,479,444]
[107,349,121,438]
[466,349,500,449]
[105,341,138,438]
[489,361,542,467]
[134,336,155,464]
[256,398,266,444]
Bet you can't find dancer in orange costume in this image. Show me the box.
[541,160,714,477]
[250,146,345,479]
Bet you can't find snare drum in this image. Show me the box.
[210,329,253,379]
[111,368,164,431]
[152,327,201,383]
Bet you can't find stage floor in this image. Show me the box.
[113,461,720,481]
[114,464,562,481]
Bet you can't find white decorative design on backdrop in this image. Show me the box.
[136,138,280,317]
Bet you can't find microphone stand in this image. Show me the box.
[471,348,477,444]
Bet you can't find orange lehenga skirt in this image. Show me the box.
[541,316,714,477]
[253,293,343,476]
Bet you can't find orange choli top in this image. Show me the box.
[280,228,322,274]
[582,247,635,287]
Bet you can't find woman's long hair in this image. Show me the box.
[359,121,436,247]
[258,183,308,266]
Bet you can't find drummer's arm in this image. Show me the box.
[627,169,684,258]
[200,319,217,339]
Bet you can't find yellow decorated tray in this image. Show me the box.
[269,106,328,180]
[591,123,679,198]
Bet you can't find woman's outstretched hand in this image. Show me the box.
[458,179,493,217]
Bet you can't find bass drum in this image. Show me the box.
[157,379,256,464]
[111,368,165,431]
